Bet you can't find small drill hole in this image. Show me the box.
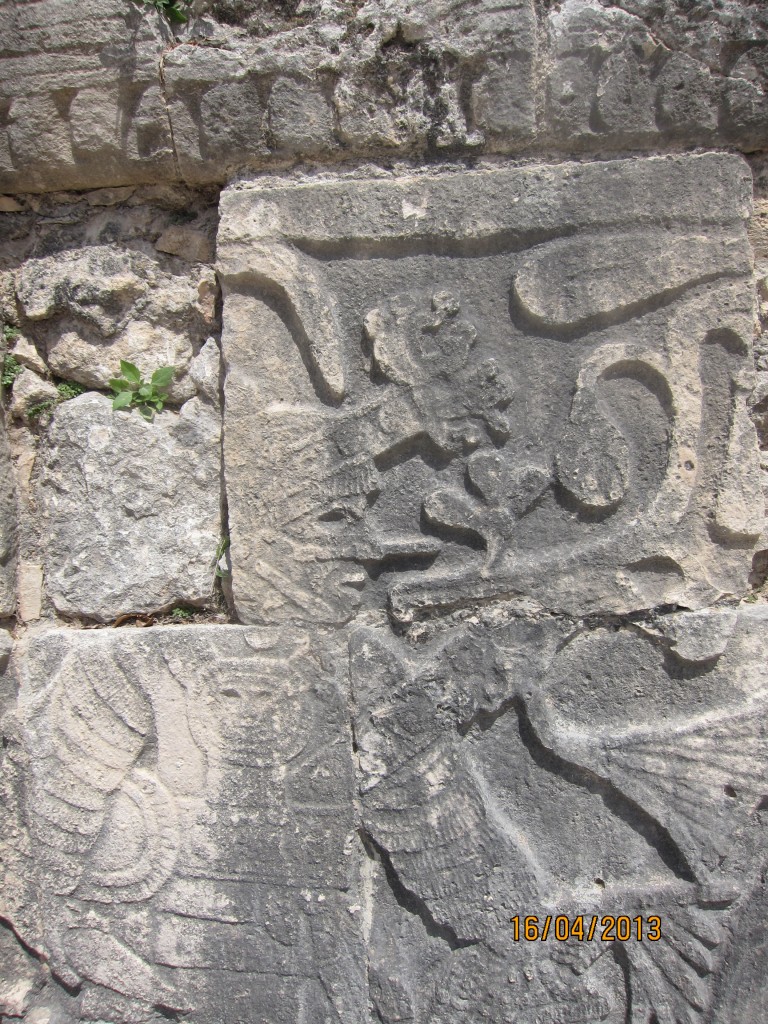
[594,877,605,889]
[724,784,737,799]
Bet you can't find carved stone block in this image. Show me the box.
[3,626,361,1023]
[217,154,761,625]
[352,605,768,1024]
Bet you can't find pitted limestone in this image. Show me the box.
[217,154,760,625]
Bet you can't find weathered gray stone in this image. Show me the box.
[15,245,216,402]
[0,3,767,1022]
[8,332,48,377]
[155,225,214,264]
[1,624,361,1022]
[189,337,221,407]
[655,52,720,135]
[2,0,763,194]
[544,0,766,150]
[470,55,536,144]
[16,563,43,624]
[36,394,221,621]
[0,0,176,193]
[268,76,336,155]
[352,604,768,1024]
[8,369,58,422]
[218,154,760,624]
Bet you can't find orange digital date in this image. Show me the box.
[509,914,662,942]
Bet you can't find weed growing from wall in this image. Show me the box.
[136,0,192,24]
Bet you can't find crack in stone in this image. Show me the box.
[0,915,82,998]
[358,828,480,951]
[459,692,697,884]
[158,49,183,184]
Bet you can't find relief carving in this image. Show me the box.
[2,154,764,1024]
[212,157,767,1022]
[351,608,768,1024]
[218,155,760,626]
[8,628,360,1023]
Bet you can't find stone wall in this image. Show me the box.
[0,1,767,1023]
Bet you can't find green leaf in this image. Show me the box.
[138,404,154,421]
[109,377,130,394]
[151,366,174,389]
[137,384,152,400]
[155,400,165,411]
[112,390,133,410]
[120,360,141,385]
[167,4,189,22]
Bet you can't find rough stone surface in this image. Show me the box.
[218,154,760,624]
[0,0,765,192]
[1,0,767,1021]
[0,625,361,1023]
[0,0,175,193]
[36,393,222,621]
[15,244,216,403]
[352,604,768,1024]
[16,562,43,624]
[8,369,58,422]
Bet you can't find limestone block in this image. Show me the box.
[655,52,720,135]
[0,196,23,213]
[469,55,537,143]
[5,95,75,174]
[15,245,215,401]
[162,46,269,184]
[189,337,221,406]
[0,0,176,192]
[2,624,361,1022]
[352,605,768,1024]
[268,77,336,155]
[36,394,221,621]
[596,49,658,138]
[333,65,433,151]
[155,225,214,264]
[217,154,760,624]
[723,72,768,150]
[8,333,47,377]
[8,370,58,422]
[543,0,762,149]
[17,563,43,624]
[1,0,764,192]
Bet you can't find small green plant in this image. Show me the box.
[110,360,174,421]
[139,0,192,23]
[2,325,19,345]
[214,535,231,579]
[28,400,55,421]
[56,380,86,401]
[2,355,22,388]
[170,605,195,620]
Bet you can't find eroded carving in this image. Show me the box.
[351,607,768,1024]
[6,627,361,1023]
[218,155,760,626]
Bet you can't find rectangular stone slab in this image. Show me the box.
[350,604,768,1024]
[217,154,761,625]
[2,626,362,1024]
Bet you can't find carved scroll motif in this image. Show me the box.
[218,157,759,625]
